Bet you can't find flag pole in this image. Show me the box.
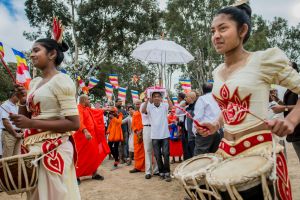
[0,54,16,83]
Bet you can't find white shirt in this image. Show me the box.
[192,93,220,134]
[146,102,169,139]
[1,100,20,130]
[140,102,151,125]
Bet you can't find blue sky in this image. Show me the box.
[0,0,15,15]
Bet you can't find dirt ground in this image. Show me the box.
[0,143,299,200]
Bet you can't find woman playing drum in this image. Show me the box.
[9,20,81,199]
[196,1,300,200]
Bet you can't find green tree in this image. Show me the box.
[24,0,161,102]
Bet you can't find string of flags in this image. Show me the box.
[105,82,113,100]
[118,87,127,102]
[109,74,119,88]
[179,79,192,93]
[131,90,139,101]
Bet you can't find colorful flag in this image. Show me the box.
[77,76,85,88]
[88,77,99,89]
[172,97,178,106]
[105,82,113,100]
[118,87,127,102]
[109,74,119,88]
[12,48,31,89]
[131,90,139,101]
[179,79,192,91]
[0,42,4,57]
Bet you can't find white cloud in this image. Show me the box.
[0,0,34,63]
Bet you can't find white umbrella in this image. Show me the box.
[131,39,194,65]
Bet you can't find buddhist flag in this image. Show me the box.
[12,48,31,89]
[179,79,191,92]
[0,42,4,57]
[172,97,178,106]
[88,77,99,89]
[105,82,113,100]
[77,76,85,88]
[131,90,139,101]
[118,87,127,102]
[109,74,119,88]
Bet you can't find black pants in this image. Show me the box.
[108,141,120,162]
[194,131,222,156]
[187,140,195,158]
[152,138,170,174]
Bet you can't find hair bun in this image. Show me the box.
[236,3,252,18]
[58,41,69,52]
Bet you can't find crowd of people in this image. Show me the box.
[1,1,300,200]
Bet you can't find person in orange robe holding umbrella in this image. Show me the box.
[129,100,145,173]
[73,95,110,184]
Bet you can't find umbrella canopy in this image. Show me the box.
[131,39,194,65]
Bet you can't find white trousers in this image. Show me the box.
[27,140,81,200]
[143,126,158,175]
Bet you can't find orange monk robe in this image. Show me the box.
[91,108,111,162]
[73,104,108,178]
[131,111,145,171]
[107,113,124,142]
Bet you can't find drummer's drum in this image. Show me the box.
[174,153,223,200]
[0,153,40,194]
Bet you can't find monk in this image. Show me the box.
[73,95,110,184]
[91,105,111,161]
[129,100,145,173]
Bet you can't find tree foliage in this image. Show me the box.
[23,0,162,103]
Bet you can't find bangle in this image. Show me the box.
[17,102,26,107]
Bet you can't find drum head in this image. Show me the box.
[207,155,273,191]
[174,154,222,184]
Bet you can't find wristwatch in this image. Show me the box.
[284,106,289,112]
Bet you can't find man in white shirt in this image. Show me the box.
[193,83,222,156]
[140,94,159,179]
[141,91,173,182]
[1,91,23,157]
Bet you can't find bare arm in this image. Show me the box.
[141,100,149,114]
[2,119,19,137]
[166,95,173,109]
[285,99,300,130]
[10,114,80,133]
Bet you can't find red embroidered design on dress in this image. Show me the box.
[213,84,251,125]
[28,94,41,117]
[277,152,292,200]
[42,139,64,175]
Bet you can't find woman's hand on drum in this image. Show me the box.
[14,84,27,103]
[266,118,294,137]
[9,114,33,128]
[195,121,218,137]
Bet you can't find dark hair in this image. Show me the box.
[152,92,162,98]
[202,83,213,94]
[217,3,252,43]
[127,105,134,110]
[8,90,17,99]
[178,92,186,100]
[115,98,122,103]
[35,38,69,66]
[291,62,299,73]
